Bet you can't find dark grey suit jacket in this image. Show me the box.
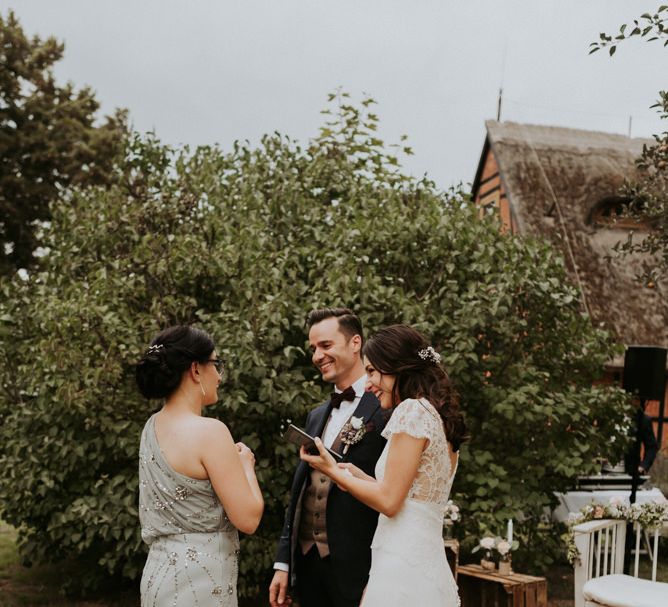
[274,390,387,601]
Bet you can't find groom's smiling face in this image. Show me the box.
[308,317,360,388]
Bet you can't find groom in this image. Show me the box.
[269,308,387,607]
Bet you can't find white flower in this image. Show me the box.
[350,416,364,430]
[418,346,441,364]
[450,512,459,521]
[496,540,511,555]
[480,536,495,550]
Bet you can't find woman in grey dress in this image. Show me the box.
[136,325,264,607]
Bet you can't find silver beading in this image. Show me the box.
[147,344,165,355]
[418,346,441,364]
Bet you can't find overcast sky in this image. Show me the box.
[7,1,667,190]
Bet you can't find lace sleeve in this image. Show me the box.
[381,399,435,441]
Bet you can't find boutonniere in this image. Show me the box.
[340,416,367,454]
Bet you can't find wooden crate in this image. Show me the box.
[457,564,547,607]
[444,538,459,580]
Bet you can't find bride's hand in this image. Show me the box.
[299,438,338,477]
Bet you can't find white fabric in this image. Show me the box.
[363,398,460,607]
[583,574,668,607]
[322,374,367,447]
[381,398,457,506]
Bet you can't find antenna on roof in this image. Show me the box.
[497,41,508,122]
[628,115,633,137]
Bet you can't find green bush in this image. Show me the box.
[0,95,631,593]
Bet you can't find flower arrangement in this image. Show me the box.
[471,536,519,555]
[629,500,668,530]
[339,416,366,454]
[472,536,497,569]
[494,538,519,574]
[444,500,460,526]
[471,535,519,571]
[442,500,460,539]
[495,539,513,560]
[565,497,668,565]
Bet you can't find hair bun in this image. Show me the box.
[141,343,167,367]
[135,326,215,400]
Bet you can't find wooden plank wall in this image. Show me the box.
[473,147,516,234]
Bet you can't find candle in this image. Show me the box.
[507,519,513,544]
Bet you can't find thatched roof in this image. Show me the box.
[473,121,668,359]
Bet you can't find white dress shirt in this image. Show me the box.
[274,374,368,572]
[322,375,367,448]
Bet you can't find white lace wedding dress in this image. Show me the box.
[362,398,460,607]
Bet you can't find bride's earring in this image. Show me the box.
[200,382,206,397]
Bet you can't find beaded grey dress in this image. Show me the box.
[139,414,240,607]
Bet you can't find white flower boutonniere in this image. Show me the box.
[340,416,366,454]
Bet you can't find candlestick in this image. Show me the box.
[507,519,513,544]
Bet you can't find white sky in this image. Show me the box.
[7,1,667,190]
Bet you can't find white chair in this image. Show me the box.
[573,519,668,607]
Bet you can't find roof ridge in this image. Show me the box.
[485,120,652,148]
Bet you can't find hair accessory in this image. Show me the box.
[147,344,165,355]
[418,346,441,364]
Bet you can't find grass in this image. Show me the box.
[1,519,666,607]
[0,522,139,607]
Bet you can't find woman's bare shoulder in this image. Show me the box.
[194,416,232,442]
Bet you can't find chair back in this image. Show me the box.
[632,522,663,582]
[572,519,626,607]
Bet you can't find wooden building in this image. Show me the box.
[472,120,668,450]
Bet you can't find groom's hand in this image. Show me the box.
[269,570,291,606]
[299,438,337,475]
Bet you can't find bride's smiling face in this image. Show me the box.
[363,356,396,409]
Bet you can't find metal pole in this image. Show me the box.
[629,399,644,505]
[655,391,665,449]
[625,399,645,573]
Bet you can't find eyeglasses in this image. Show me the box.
[205,359,225,374]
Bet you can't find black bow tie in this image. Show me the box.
[330,386,356,409]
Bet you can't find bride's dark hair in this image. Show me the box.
[362,325,467,451]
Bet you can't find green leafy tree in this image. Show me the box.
[591,6,668,284]
[0,94,631,596]
[0,10,127,273]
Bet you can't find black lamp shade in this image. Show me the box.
[622,346,667,401]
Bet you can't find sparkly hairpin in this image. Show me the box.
[418,346,441,364]
[147,344,165,355]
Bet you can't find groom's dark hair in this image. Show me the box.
[306,307,364,342]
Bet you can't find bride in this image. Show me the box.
[301,324,466,606]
